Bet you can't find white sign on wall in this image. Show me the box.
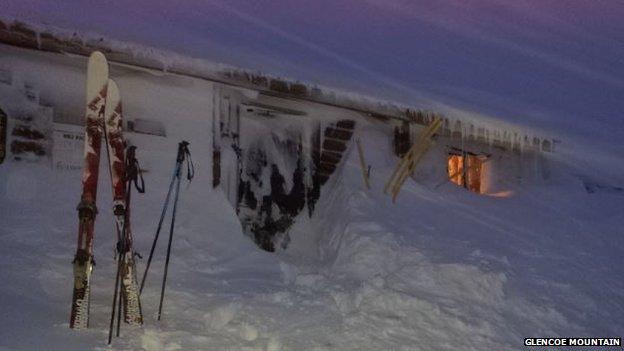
[52,123,84,171]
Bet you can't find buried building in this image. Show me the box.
[213,88,554,251]
[0,19,555,252]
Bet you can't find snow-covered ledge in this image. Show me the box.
[0,18,555,154]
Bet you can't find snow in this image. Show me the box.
[0,39,623,351]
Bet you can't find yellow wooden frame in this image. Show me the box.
[385,117,442,202]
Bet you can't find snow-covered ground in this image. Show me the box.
[1,125,623,351]
[0,45,623,350]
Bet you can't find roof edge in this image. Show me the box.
[0,18,555,153]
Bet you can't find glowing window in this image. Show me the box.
[447,152,484,194]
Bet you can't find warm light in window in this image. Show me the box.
[447,153,483,194]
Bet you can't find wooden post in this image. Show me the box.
[355,138,370,190]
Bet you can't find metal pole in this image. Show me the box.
[139,164,178,294]
[157,168,182,320]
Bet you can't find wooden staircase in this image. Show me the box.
[315,119,355,185]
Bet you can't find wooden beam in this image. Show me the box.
[386,117,442,202]
[355,138,370,190]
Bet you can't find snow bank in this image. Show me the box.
[281,122,623,349]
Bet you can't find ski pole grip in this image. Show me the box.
[127,145,137,158]
[176,141,194,181]
[177,141,189,162]
[125,145,146,193]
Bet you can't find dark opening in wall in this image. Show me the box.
[393,121,410,157]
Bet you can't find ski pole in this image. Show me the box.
[157,141,192,320]
[107,247,123,345]
[139,141,192,319]
[139,163,178,294]
[108,171,132,344]
[157,166,181,320]
[140,141,193,295]
[146,140,190,320]
[107,145,145,344]
[116,175,135,338]
[108,196,129,344]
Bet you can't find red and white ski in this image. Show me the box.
[70,51,109,329]
[104,80,143,325]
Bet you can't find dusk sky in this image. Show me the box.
[4,0,624,150]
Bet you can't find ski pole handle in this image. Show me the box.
[176,141,194,181]
[176,141,189,162]
[126,145,146,193]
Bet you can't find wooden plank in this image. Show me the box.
[386,117,442,202]
[391,139,432,202]
[355,138,370,190]
[385,118,441,193]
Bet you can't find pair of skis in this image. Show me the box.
[70,52,143,330]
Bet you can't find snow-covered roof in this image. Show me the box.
[2,18,563,154]
[2,2,624,153]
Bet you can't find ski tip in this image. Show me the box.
[86,51,109,101]
[88,52,109,76]
[107,79,120,103]
[104,79,121,119]
[88,51,108,66]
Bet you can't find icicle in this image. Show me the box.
[35,30,42,50]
